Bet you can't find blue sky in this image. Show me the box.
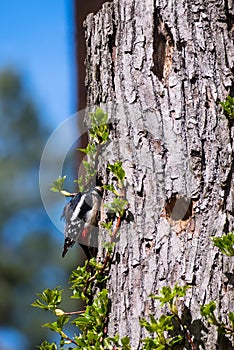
[0,0,75,128]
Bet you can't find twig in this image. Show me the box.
[64,310,85,316]
[220,324,234,333]
[175,315,197,350]
[63,334,78,346]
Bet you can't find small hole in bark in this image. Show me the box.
[145,242,151,249]
[190,75,198,85]
[115,252,120,264]
[95,65,100,81]
[190,149,201,157]
[155,246,161,254]
[165,195,192,221]
[151,13,174,81]
[152,33,166,80]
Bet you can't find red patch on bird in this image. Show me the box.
[82,228,88,238]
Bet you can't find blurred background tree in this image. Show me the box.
[0,68,78,350]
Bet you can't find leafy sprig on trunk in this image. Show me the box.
[33,108,130,348]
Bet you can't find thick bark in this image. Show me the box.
[84,0,234,349]
[74,0,107,109]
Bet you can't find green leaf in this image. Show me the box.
[103,241,116,253]
[88,107,109,145]
[212,232,234,256]
[107,161,126,184]
[31,299,48,310]
[69,263,93,302]
[229,312,234,329]
[69,263,92,291]
[101,220,113,230]
[140,314,174,334]
[77,147,89,154]
[73,289,109,339]
[89,257,105,272]
[103,184,119,196]
[42,316,70,344]
[219,96,234,118]
[157,314,174,331]
[32,288,63,311]
[200,301,219,325]
[82,160,97,177]
[90,107,108,127]
[151,284,189,309]
[38,341,57,350]
[57,314,70,328]
[42,321,59,332]
[121,336,131,349]
[200,301,216,316]
[50,176,66,193]
[74,175,84,192]
[229,312,234,323]
[105,197,128,217]
[140,312,183,350]
[168,335,183,346]
[104,334,120,347]
[78,143,97,157]
[141,337,165,349]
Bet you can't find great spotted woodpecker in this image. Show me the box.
[61,186,103,259]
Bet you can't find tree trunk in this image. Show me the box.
[84,0,234,349]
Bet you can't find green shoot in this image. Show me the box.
[212,232,234,256]
[219,95,234,118]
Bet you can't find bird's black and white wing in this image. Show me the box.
[61,192,83,257]
[61,186,103,258]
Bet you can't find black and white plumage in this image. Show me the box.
[61,186,103,259]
